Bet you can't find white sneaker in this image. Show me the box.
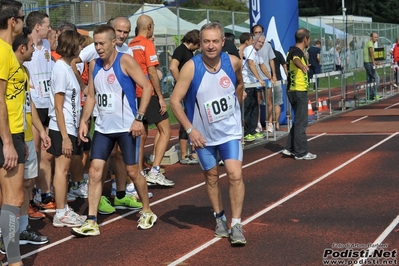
[68,182,88,198]
[146,171,174,187]
[255,123,263,133]
[53,210,86,227]
[267,122,274,133]
[295,152,317,160]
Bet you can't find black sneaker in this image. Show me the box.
[0,235,5,254]
[19,225,50,245]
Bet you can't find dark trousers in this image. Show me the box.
[285,91,308,157]
[309,65,321,90]
[243,87,258,136]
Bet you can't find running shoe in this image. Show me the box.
[215,218,229,238]
[68,181,88,198]
[281,149,293,156]
[255,123,263,133]
[28,203,46,220]
[98,196,116,215]
[144,159,166,173]
[229,223,246,246]
[114,195,143,210]
[19,225,49,245]
[180,155,199,165]
[295,152,317,160]
[146,171,174,187]
[253,132,264,139]
[71,221,100,237]
[35,199,56,213]
[67,193,76,203]
[0,235,4,255]
[244,134,255,142]
[53,210,86,228]
[137,211,157,229]
[267,122,274,133]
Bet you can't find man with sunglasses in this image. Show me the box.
[0,0,26,265]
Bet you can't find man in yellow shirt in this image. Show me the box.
[282,28,317,161]
[0,0,25,265]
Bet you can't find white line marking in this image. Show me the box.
[355,215,399,265]
[351,116,368,123]
[168,132,399,266]
[384,102,399,109]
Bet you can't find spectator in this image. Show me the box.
[334,45,342,78]
[222,32,240,58]
[363,32,380,100]
[307,40,322,90]
[282,28,317,160]
[169,29,200,165]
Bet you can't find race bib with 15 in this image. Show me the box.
[204,94,235,123]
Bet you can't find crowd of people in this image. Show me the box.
[0,0,321,264]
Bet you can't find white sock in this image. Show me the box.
[150,154,155,162]
[19,214,29,232]
[231,218,241,227]
[56,209,66,218]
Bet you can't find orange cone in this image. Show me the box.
[322,97,329,111]
[317,98,323,112]
[308,100,315,116]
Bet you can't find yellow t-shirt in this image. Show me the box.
[287,46,309,92]
[0,38,26,134]
[23,67,33,141]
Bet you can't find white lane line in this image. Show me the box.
[168,132,399,266]
[351,116,368,123]
[19,132,327,260]
[384,102,399,109]
[144,136,178,148]
[355,215,399,265]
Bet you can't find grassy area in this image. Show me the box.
[149,106,178,129]
[316,66,392,90]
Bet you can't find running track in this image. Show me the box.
[3,92,399,266]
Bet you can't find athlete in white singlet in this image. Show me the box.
[71,25,156,237]
[170,22,247,246]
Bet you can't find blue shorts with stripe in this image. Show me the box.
[90,131,140,165]
[196,139,243,171]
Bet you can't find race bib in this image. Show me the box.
[204,94,235,123]
[97,93,115,113]
[38,79,51,98]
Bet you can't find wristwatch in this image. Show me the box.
[186,127,194,134]
[135,113,144,122]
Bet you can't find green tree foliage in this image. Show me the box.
[180,0,248,11]
[298,0,399,24]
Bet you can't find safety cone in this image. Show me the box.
[317,98,323,112]
[308,100,315,116]
[322,97,329,111]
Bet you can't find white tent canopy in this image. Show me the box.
[128,3,200,45]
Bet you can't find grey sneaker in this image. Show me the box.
[146,171,175,186]
[295,152,317,160]
[229,223,246,246]
[20,225,49,245]
[281,149,293,156]
[179,155,199,165]
[215,218,229,238]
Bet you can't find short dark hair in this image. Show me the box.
[239,32,251,44]
[182,29,199,45]
[0,0,22,30]
[56,30,81,57]
[26,11,48,31]
[295,28,310,43]
[12,26,31,52]
[315,40,321,45]
[251,24,264,35]
[224,32,235,43]
[93,24,116,41]
[57,21,77,34]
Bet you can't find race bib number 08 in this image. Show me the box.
[97,93,114,113]
[204,94,235,123]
